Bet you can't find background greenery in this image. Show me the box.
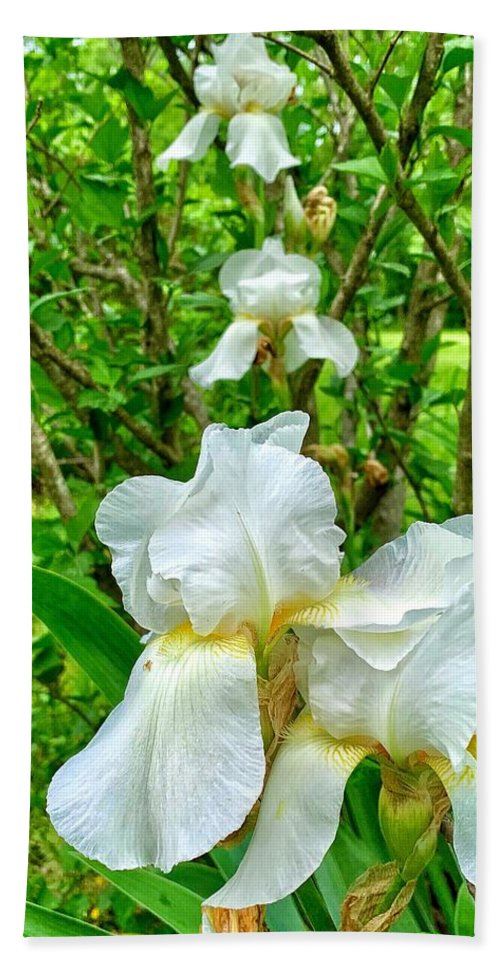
[27,30,473,935]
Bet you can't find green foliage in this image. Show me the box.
[27,30,473,936]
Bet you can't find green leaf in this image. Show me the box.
[378,73,414,111]
[177,292,229,309]
[421,331,441,365]
[331,157,387,183]
[77,387,126,413]
[128,363,184,385]
[294,878,336,931]
[30,288,87,318]
[65,491,100,549]
[108,67,171,121]
[32,566,141,705]
[76,855,204,934]
[378,261,411,278]
[91,116,128,163]
[379,142,399,186]
[442,37,473,74]
[428,125,473,149]
[454,883,475,936]
[187,252,229,274]
[24,902,111,937]
[64,177,127,230]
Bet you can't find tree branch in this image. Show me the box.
[119,37,169,360]
[31,414,77,521]
[31,321,178,464]
[71,257,147,313]
[368,31,405,96]
[302,30,471,323]
[157,36,197,106]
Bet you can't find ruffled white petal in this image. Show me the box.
[292,313,358,376]
[95,476,187,632]
[306,629,396,750]
[248,409,309,451]
[294,519,473,669]
[239,72,296,112]
[157,112,220,167]
[219,237,320,316]
[226,113,299,183]
[426,752,476,885]
[305,586,475,769]
[212,34,296,111]
[442,514,473,540]
[387,586,475,769]
[189,319,260,388]
[149,429,343,640]
[47,626,265,872]
[204,713,373,908]
[194,65,240,116]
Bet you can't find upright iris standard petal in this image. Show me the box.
[189,319,260,388]
[304,586,475,770]
[156,112,221,166]
[204,714,374,909]
[291,313,359,376]
[194,65,240,116]
[95,412,312,635]
[226,113,299,183]
[219,237,321,312]
[94,476,187,632]
[292,517,473,669]
[148,428,344,640]
[47,626,265,872]
[426,752,476,885]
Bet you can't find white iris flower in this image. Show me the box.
[46,410,473,884]
[205,574,475,912]
[157,34,299,183]
[46,412,344,872]
[189,238,359,388]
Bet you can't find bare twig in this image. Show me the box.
[26,98,43,135]
[157,36,197,106]
[254,32,333,76]
[368,32,405,95]
[27,135,80,187]
[399,33,444,165]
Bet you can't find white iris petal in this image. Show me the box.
[47,627,265,872]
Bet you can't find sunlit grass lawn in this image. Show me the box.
[317,329,469,523]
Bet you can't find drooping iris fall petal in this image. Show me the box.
[47,626,265,872]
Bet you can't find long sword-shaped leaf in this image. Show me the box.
[32,566,141,705]
[76,855,207,934]
[24,902,111,937]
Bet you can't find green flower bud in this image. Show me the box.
[378,764,439,880]
[283,176,307,249]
